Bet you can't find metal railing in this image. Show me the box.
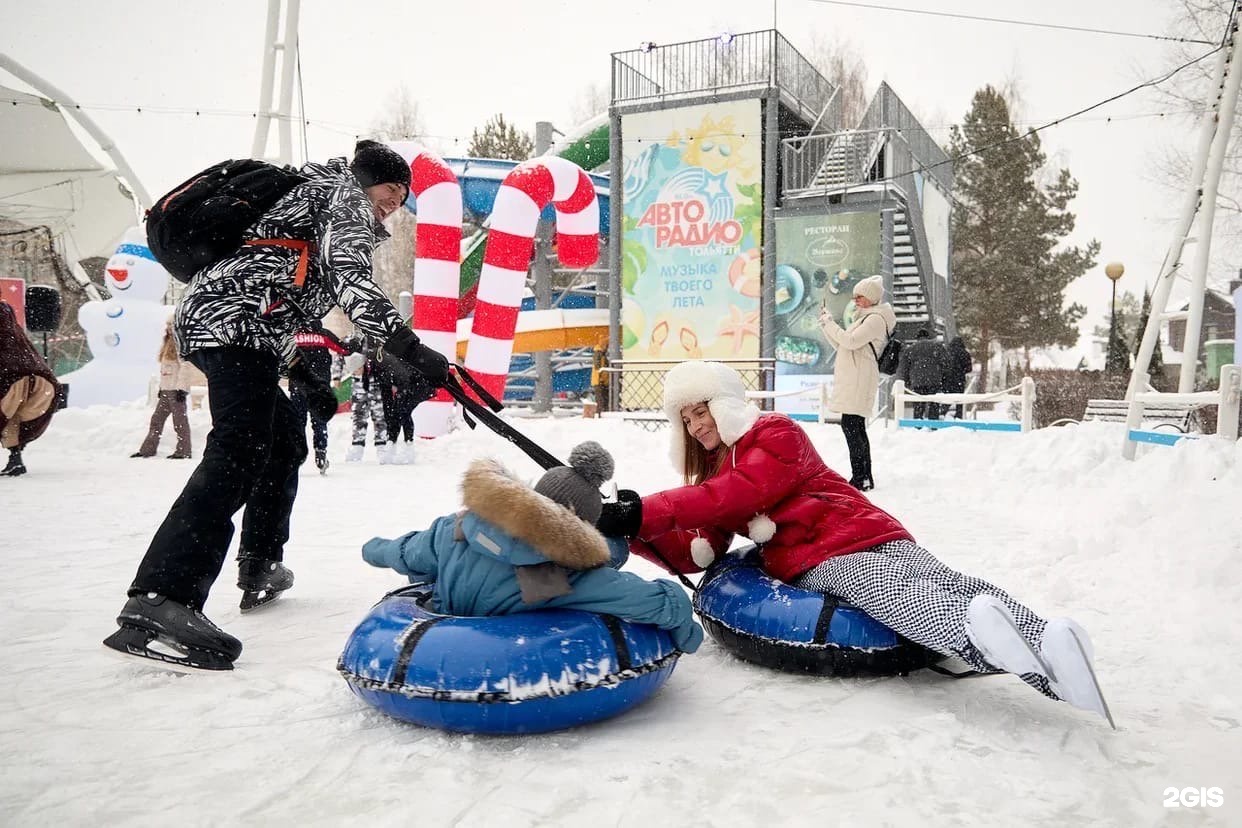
[611,30,836,120]
[861,82,952,193]
[781,83,952,195]
[603,358,774,412]
[780,87,842,193]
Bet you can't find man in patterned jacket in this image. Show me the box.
[104,140,448,670]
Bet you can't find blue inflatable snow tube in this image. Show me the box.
[694,548,941,676]
[338,583,682,734]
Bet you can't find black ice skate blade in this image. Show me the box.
[103,626,235,671]
[239,589,285,613]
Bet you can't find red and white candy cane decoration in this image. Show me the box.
[386,143,462,437]
[464,156,599,401]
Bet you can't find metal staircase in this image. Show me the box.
[780,84,952,336]
[806,130,885,191]
[890,208,930,327]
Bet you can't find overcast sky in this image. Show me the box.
[2,0,1235,366]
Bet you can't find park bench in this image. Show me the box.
[1082,398,1197,432]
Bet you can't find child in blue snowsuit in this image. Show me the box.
[361,442,703,652]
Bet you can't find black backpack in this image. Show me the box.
[868,323,903,376]
[145,159,307,283]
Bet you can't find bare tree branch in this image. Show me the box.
[1146,0,1242,252]
[370,84,427,142]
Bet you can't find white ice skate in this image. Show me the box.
[391,441,415,465]
[1041,618,1116,729]
[965,594,1049,677]
[376,443,394,465]
[345,444,363,463]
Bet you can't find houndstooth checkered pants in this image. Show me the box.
[796,540,1055,696]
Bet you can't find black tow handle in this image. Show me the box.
[440,365,565,471]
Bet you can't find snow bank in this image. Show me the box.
[1,408,1238,825]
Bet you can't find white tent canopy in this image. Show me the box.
[0,84,140,264]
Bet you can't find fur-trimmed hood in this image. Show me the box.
[460,458,610,570]
[661,360,762,470]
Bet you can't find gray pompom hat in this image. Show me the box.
[534,441,615,524]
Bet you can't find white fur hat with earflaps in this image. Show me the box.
[662,360,761,471]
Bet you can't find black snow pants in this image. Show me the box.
[129,346,308,609]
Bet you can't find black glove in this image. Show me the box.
[597,492,643,538]
[384,327,450,387]
[289,359,338,421]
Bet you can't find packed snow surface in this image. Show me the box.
[2,403,1239,826]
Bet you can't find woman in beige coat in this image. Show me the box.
[132,326,194,459]
[819,275,896,491]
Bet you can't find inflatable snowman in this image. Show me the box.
[61,227,174,407]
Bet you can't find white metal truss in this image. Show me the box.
[1124,1,1242,459]
[250,0,302,165]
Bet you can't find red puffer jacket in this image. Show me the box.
[631,414,912,583]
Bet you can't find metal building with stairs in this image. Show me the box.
[780,82,955,340]
[606,31,955,408]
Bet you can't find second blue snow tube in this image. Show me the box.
[694,548,941,676]
[338,583,682,734]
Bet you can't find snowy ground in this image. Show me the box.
[2,402,1239,827]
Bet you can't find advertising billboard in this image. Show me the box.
[772,211,881,416]
[619,99,763,385]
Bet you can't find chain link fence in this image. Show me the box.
[604,359,774,430]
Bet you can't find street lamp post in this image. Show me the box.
[1105,262,1125,372]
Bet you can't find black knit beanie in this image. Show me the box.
[350,140,411,190]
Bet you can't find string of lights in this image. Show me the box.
[0,95,1211,147]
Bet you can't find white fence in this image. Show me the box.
[1122,363,1240,458]
[890,377,1036,433]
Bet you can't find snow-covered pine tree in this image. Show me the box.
[467,114,534,161]
[1105,319,1131,375]
[949,86,1097,390]
[1131,286,1165,388]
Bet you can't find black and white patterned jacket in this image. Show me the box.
[174,157,402,366]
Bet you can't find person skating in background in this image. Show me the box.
[131,323,196,460]
[818,275,893,491]
[0,301,61,477]
[105,140,451,670]
[290,326,351,473]
[361,442,703,653]
[594,361,1112,726]
[943,336,974,419]
[898,328,950,421]
[346,339,391,463]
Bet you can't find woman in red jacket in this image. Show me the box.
[597,360,1111,725]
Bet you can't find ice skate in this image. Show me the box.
[965,594,1049,677]
[237,557,295,613]
[376,442,394,465]
[102,592,241,670]
[314,449,329,475]
[345,444,363,462]
[1041,618,1116,729]
[391,441,415,465]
